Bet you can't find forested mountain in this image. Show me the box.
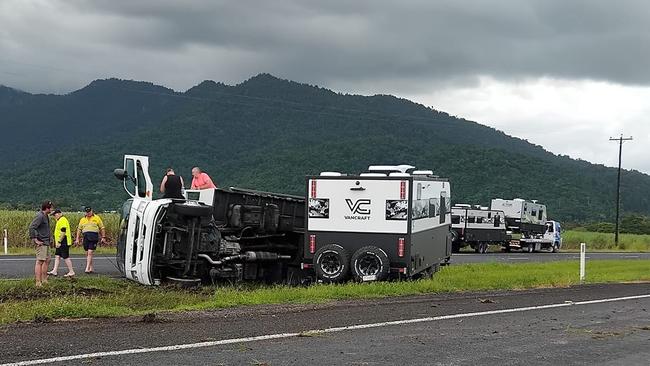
[1,74,648,222]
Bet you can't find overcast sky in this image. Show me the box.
[1,0,649,173]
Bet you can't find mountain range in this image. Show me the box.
[1,73,648,222]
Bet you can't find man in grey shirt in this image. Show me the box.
[29,201,53,287]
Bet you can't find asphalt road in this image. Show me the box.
[0,255,121,279]
[1,283,649,365]
[1,252,649,279]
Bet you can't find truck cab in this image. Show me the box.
[518,220,562,253]
[114,155,305,286]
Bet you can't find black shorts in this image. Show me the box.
[83,232,99,251]
[55,244,70,259]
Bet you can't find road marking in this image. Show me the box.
[4,293,650,366]
[506,257,529,260]
[623,255,640,258]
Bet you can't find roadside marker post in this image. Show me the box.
[3,229,7,255]
[579,242,586,283]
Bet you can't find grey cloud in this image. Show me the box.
[1,0,650,93]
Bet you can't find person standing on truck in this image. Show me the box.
[47,209,75,277]
[28,200,53,287]
[190,167,216,190]
[75,207,106,274]
[160,168,185,199]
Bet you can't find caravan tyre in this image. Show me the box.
[173,203,212,217]
[314,244,350,283]
[351,246,390,282]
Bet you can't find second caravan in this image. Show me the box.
[304,165,452,283]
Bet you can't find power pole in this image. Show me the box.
[609,135,633,246]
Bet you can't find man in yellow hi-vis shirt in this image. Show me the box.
[75,206,106,274]
[47,209,75,277]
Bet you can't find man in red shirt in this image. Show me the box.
[190,167,217,189]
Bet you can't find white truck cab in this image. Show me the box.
[114,155,157,285]
[114,155,306,286]
[518,220,563,253]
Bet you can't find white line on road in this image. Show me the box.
[506,257,529,260]
[4,293,650,366]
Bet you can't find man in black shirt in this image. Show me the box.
[160,168,185,199]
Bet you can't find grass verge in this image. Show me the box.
[2,246,117,256]
[1,260,649,324]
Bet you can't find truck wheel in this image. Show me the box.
[351,246,390,282]
[527,244,534,253]
[479,242,489,254]
[173,203,212,217]
[314,244,350,283]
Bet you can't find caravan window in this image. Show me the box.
[476,217,484,224]
[411,200,429,220]
[451,215,460,224]
[538,210,544,221]
[467,216,476,224]
[494,215,501,227]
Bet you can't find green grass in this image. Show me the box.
[563,230,650,251]
[0,210,120,248]
[1,260,648,324]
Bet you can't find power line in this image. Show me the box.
[608,134,633,247]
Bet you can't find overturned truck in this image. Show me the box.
[114,155,305,286]
[114,156,451,286]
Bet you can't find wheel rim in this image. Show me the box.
[320,252,342,275]
[356,254,381,276]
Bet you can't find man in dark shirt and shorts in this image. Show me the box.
[28,201,53,287]
[160,167,185,199]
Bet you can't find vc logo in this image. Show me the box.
[345,199,371,215]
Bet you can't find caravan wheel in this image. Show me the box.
[314,244,350,283]
[351,246,390,282]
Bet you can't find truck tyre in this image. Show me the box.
[526,244,534,253]
[314,244,350,283]
[479,242,489,254]
[351,246,390,282]
[173,203,212,217]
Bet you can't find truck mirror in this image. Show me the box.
[114,168,129,181]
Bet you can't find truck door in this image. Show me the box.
[122,155,153,200]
